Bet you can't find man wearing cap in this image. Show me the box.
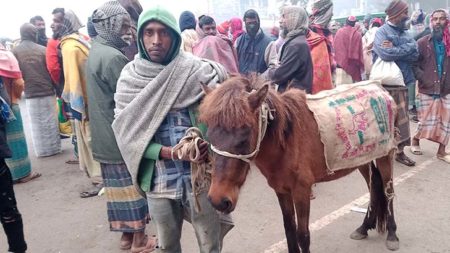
[373,0,419,167]
[112,5,233,252]
[236,9,277,76]
[412,9,450,164]
[334,16,364,84]
[86,1,154,251]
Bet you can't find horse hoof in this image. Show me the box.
[386,239,400,251]
[350,230,368,240]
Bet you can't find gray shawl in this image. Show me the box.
[112,51,227,184]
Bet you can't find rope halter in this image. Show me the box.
[210,102,273,164]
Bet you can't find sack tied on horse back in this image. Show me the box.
[199,77,400,252]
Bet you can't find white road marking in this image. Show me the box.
[262,159,434,253]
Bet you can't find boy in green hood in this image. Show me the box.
[112,5,233,253]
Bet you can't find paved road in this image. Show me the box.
[1,102,449,253]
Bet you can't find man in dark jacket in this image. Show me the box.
[373,0,419,166]
[86,1,152,251]
[411,9,450,164]
[269,6,313,93]
[12,23,61,158]
[236,9,277,76]
[0,94,27,253]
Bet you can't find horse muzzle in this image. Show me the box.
[207,195,235,214]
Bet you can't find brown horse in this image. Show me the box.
[199,77,399,253]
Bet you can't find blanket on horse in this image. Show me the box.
[306,80,396,172]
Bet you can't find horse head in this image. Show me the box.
[199,76,269,213]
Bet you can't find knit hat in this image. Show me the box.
[92,0,130,48]
[179,11,196,32]
[346,16,357,27]
[385,0,408,21]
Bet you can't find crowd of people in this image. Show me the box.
[0,0,449,252]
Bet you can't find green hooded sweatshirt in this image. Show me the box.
[137,5,182,64]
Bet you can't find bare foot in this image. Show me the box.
[120,232,133,250]
[131,235,157,253]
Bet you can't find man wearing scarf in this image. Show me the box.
[112,5,233,252]
[86,1,153,251]
[334,16,365,84]
[269,6,313,93]
[310,0,336,74]
[12,23,61,158]
[179,11,199,53]
[30,16,48,47]
[193,15,239,74]
[51,8,102,194]
[412,9,450,164]
[236,9,277,76]
[118,0,143,60]
[230,17,244,44]
[373,0,419,167]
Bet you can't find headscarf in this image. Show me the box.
[385,0,408,21]
[59,9,84,37]
[311,0,333,28]
[0,48,22,79]
[230,17,244,43]
[217,21,230,36]
[92,0,131,49]
[243,9,261,37]
[282,6,309,41]
[179,11,196,32]
[20,23,38,42]
[431,9,450,57]
[118,0,142,25]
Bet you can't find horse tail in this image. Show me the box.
[370,161,388,233]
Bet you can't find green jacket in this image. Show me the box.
[86,37,129,163]
[138,103,207,192]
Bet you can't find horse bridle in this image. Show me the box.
[210,102,273,164]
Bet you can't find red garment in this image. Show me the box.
[192,35,239,74]
[334,25,364,82]
[217,21,230,36]
[46,38,61,84]
[0,48,22,79]
[310,24,336,73]
[230,18,244,43]
[306,31,333,94]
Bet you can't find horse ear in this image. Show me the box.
[248,84,269,111]
[201,82,213,95]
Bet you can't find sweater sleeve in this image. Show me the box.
[46,39,61,85]
[373,27,419,62]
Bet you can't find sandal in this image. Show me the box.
[66,159,79,165]
[437,154,450,164]
[80,185,102,198]
[395,152,416,167]
[14,172,42,184]
[410,145,423,155]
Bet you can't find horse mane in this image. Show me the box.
[199,76,312,148]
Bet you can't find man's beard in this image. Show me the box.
[432,26,444,41]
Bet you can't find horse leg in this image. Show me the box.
[376,153,399,251]
[350,164,378,240]
[293,186,311,253]
[276,193,300,253]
